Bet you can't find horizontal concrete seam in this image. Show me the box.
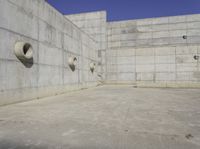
[107,20,200,29]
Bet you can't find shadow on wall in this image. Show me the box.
[19,58,34,68]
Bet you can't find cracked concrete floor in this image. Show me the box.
[0,85,200,149]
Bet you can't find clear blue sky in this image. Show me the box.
[46,0,200,21]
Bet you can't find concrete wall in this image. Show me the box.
[107,14,200,87]
[65,11,107,81]
[0,0,99,105]
[1,0,200,105]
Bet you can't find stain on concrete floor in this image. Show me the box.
[0,85,200,149]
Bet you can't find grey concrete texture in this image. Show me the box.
[106,14,200,86]
[0,85,200,149]
[0,0,99,105]
[107,14,200,49]
[1,0,200,106]
[65,11,107,80]
[106,45,200,85]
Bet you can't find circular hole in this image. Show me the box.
[68,56,77,72]
[23,43,33,59]
[23,43,31,55]
[194,55,199,60]
[90,62,96,73]
[182,35,187,39]
[14,42,33,60]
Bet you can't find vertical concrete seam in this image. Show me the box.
[134,48,137,82]
[152,20,156,83]
[175,46,177,82]
[36,0,40,92]
[61,30,64,85]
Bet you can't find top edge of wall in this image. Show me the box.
[65,10,107,17]
[107,13,200,24]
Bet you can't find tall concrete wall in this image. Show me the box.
[0,0,99,105]
[65,11,107,81]
[1,1,200,105]
[107,14,200,87]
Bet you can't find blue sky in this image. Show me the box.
[47,0,200,21]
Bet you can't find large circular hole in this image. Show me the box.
[14,42,33,60]
[23,43,33,59]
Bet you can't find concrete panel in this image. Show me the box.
[155,63,175,72]
[156,72,176,81]
[136,48,154,56]
[155,47,175,56]
[38,43,63,66]
[153,31,170,38]
[136,72,154,81]
[136,19,153,25]
[117,65,135,72]
[118,73,135,81]
[0,0,39,40]
[117,57,135,64]
[38,65,63,87]
[155,55,175,64]
[117,48,135,57]
[136,64,154,72]
[153,17,169,24]
[39,20,63,48]
[169,30,187,37]
[176,46,198,55]
[168,23,187,30]
[152,24,169,32]
[137,25,153,32]
[152,38,170,46]
[176,63,198,72]
[187,14,200,22]
[187,22,200,29]
[0,60,38,90]
[169,16,186,23]
[120,41,136,47]
[176,55,197,64]
[106,73,117,80]
[176,72,200,81]
[136,56,154,64]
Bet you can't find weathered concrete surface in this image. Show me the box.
[0,0,99,106]
[106,14,200,87]
[0,85,200,149]
[66,11,107,81]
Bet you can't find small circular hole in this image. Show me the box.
[182,35,187,39]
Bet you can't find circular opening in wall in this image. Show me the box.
[90,62,96,73]
[14,42,33,61]
[23,43,33,59]
[14,41,34,67]
[194,55,199,60]
[182,35,187,39]
[68,56,77,71]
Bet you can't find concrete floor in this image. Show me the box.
[0,85,200,149]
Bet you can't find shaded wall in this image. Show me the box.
[0,0,99,105]
[107,14,200,87]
